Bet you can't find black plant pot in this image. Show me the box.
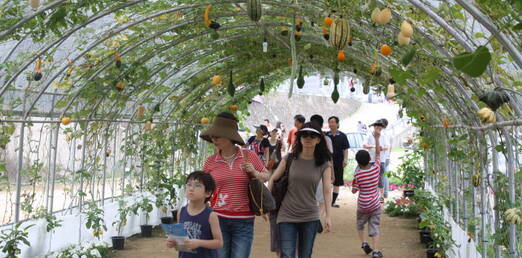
[171,210,179,223]
[403,190,415,198]
[420,229,433,244]
[141,225,153,237]
[161,216,174,224]
[111,236,125,250]
[426,248,439,258]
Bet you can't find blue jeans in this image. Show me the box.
[218,217,254,258]
[278,221,320,258]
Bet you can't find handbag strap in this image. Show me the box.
[243,149,264,215]
[283,154,294,178]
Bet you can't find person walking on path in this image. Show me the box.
[352,126,384,258]
[287,115,305,153]
[310,114,333,233]
[326,116,350,208]
[200,112,270,258]
[380,118,391,199]
[362,119,390,202]
[167,171,223,258]
[245,124,270,165]
[268,122,333,258]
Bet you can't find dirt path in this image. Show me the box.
[109,188,425,258]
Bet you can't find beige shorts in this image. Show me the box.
[356,208,382,237]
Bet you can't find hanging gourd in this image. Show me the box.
[401,47,416,66]
[212,75,222,85]
[30,0,40,10]
[201,117,210,124]
[331,84,340,103]
[322,27,329,40]
[333,69,340,86]
[479,88,510,111]
[259,77,265,95]
[477,107,496,123]
[397,32,411,45]
[33,57,43,81]
[329,18,350,61]
[227,71,235,97]
[350,86,355,92]
[228,105,238,111]
[297,65,305,89]
[247,0,262,22]
[281,27,289,36]
[294,31,302,41]
[61,117,72,125]
[400,21,413,37]
[323,78,329,86]
[115,54,122,69]
[324,16,333,27]
[295,18,303,31]
[144,120,152,131]
[348,35,353,46]
[386,84,395,99]
[363,81,370,95]
[371,8,380,23]
[369,63,378,75]
[115,81,125,90]
[204,6,221,29]
[66,60,73,77]
[380,44,392,56]
[262,38,268,52]
[337,50,346,61]
[137,105,145,118]
[377,8,392,25]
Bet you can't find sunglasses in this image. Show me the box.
[300,132,320,139]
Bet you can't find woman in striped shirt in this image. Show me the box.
[200,112,270,258]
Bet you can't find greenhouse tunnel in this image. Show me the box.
[0,0,521,257]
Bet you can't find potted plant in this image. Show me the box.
[0,222,34,257]
[83,201,107,240]
[398,149,424,197]
[111,199,129,250]
[132,196,154,237]
[154,190,174,224]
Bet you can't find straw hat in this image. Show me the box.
[200,116,245,145]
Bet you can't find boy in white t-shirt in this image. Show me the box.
[362,119,390,202]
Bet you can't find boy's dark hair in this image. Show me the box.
[310,114,324,127]
[355,150,371,166]
[217,112,238,122]
[294,114,305,123]
[186,171,216,202]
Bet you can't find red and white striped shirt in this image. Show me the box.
[203,148,266,219]
[353,156,381,214]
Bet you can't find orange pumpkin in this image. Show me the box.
[61,117,72,125]
[442,121,449,127]
[380,44,392,56]
[201,117,210,124]
[323,16,333,27]
[337,50,346,61]
[212,75,222,85]
[229,105,239,111]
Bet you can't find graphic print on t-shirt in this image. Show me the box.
[183,221,202,239]
[216,193,229,208]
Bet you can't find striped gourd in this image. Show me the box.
[247,0,262,22]
[329,18,350,50]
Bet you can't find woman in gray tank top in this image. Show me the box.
[268,122,333,258]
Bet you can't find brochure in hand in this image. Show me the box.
[161,223,196,254]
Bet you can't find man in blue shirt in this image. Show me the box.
[326,116,350,208]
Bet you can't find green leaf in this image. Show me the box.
[390,69,414,85]
[513,23,522,31]
[419,67,442,85]
[401,47,416,66]
[453,46,491,77]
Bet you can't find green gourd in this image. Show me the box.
[331,84,340,103]
[228,71,235,97]
[401,47,416,66]
[479,88,509,111]
[247,0,262,22]
[297,65,305,89]
[333,69,340,86]
[259,78,265,95]
[363,80,370,94]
